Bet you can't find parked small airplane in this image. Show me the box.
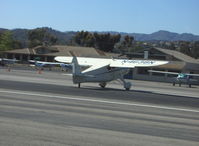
[0,58,18,66]
[54,56,168,90]
[29,60,72,71]
[148,70,199,87]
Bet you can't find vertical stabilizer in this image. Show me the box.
[72,56,81,75]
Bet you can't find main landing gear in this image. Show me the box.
[172,82,181,86]
[172,81,192,88]
[124,82,131,91]
[120,77,132,91]
[99,82,107,88]
[78,83,81,88]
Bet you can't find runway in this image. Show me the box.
[0,68,199,146]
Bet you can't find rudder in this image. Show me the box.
[72,56,81,75]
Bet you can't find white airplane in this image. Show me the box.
[55,56,168,90]
[0,58,18,66]
[148,70,199,87]
[29,60,72,71]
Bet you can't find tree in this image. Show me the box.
[115,35,134,52]
[190,41,199,59]
[12,40,22,49]
[94,33,121,52]
[0,31,13,51]
[73,31,121,52]
[28,28,57,48]
[179,41,191,56]
[124,35,134,47]
[74,31,95,47]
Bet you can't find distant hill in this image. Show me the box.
[0,27,77,47]
[94,30,199,41]
[130,30,199,41]
[1,28,199,47]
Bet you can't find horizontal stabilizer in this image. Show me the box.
[148,70,179,75]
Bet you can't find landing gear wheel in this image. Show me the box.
[124,82,131,91]
[99,82,107,88]
[189,84,191,88]
[179,83,181,87]
[78,83,81,88]
[125,88,130,91]
[172,82,175,86]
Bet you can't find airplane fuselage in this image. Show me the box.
[73,67,129,83]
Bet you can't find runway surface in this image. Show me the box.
[0,67,199,146]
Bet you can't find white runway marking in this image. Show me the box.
[61,73,72,76]
[0,89,199,113]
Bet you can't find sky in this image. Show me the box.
[1,0,199,35]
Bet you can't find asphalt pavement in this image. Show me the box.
[0,67,199,146]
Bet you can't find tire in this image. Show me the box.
[125,88,130,91]
[99,83,106,88]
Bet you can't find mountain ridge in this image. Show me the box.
[1,28,199,46]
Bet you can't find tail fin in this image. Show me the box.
[72,56,81,75]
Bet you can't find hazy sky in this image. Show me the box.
[1,0,199,34]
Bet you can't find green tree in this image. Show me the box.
[74,31,95,47]
[74,31,120,52]
[124,35,134,47]
[28,28,57,48]
[179,41,191,56]
[94,33,121,52]
[116,35,134,52]
[190,41,199,59]
[12,40,22,49]
[0,31,13,51]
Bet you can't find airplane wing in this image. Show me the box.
[0,58,18,64]
[148,70,199,76]
[54,56,168,68]
[148,70,179,75]
[29,60,58,67]
[186,73,199,77]
[29,60,72,69]
[54,56,110,67]
[38,61,64,66]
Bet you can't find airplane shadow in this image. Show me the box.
[69,85,199,109]
[73,85,198,100]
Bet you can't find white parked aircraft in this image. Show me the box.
[55,56,168,90]
[0,58,18,66]
[148,70,199,87]
[29,60,72,71]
